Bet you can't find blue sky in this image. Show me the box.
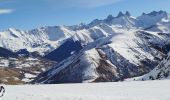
[0,0,170,30]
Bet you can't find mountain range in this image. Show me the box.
[1,10,170,84]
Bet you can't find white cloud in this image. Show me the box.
[43,0,123,8]
[0,9,13,14]
[70,0,123,8]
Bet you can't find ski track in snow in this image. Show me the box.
[1,80,170,100]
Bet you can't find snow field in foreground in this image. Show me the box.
[1,80,170,100]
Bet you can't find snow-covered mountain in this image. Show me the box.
[134,52,170,81]
[0,11,169,55]
[31,11,170,84]
[0,10,170,84]
[0,26,75,55]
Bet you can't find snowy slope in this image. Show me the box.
[133,52,170,81]
[1,80,170,100]
[33,11,170,83]
[35,29,169,83]
[34,48,120,83]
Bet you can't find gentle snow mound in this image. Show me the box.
[1,80,170,100]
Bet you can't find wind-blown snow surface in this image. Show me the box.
[1,80,170,100]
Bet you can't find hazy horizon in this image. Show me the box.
[0,0,170,30]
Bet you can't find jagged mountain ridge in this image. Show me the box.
[0,10,169,55]
[32,11,170,84]
[1,10,170,84]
